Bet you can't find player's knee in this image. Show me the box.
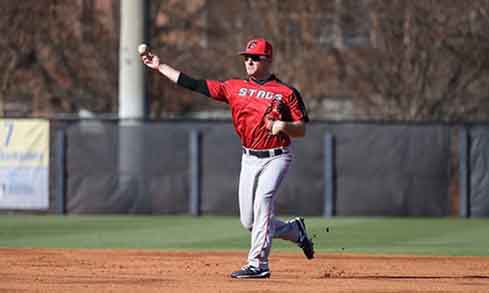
[240,218,253,231]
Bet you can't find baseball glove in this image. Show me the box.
[263,99,286,133]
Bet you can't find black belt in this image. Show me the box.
[242,148,287,158]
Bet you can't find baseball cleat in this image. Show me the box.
[230,265,271,279]
[294,217,315,259]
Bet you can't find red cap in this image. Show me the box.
[239,38,273,58]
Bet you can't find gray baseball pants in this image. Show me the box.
[239,148,301,270]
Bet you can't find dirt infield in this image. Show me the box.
[1,249,489,292]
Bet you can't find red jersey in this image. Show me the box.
[206,75,308,150]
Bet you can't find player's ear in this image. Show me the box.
[265,58,273,68]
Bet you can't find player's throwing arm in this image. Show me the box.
[139,43,180,83]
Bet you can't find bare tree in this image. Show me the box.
[3,0,489,121]
[0,0,118,117]
[334,0,489,121]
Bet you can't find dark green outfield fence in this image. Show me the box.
[38,119,487,218]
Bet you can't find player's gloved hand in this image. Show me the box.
[268,120,285,135]
[264,99,286,135]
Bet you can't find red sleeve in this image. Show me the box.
[205,80,229,103]
[287,89,309,122]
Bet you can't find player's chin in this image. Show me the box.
[246,67,257,76]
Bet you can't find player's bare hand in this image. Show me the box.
[138,44,160,70]
[141,52,160,69]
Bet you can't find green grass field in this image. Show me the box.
[0,215,488,256]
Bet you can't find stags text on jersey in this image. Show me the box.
[238,88,283,100]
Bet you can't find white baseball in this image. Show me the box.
[138,44,148,54]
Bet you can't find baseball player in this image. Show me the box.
[140,38,314,279]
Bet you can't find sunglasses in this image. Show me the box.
[243,55,266,62]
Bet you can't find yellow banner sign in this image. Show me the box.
[0,119,49,209]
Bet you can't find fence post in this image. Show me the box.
[459,125,470,218]
[189,129,202,216]
[55,128,66,215]
[323,132,335,218]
